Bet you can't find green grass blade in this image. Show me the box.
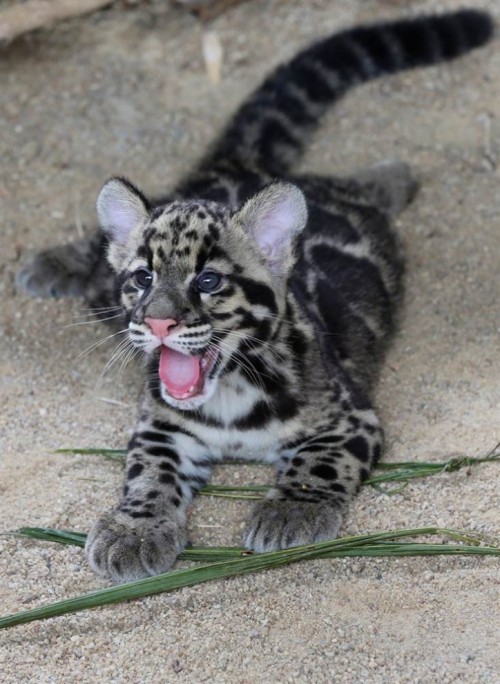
[55,447,126,462]
[14,528,87,547]
[13,528,250,561]
[55,448,126,457]
[2,527,498,630]
[56,445,500,495]
[374,444,499,473]
[7,444,495,631]
[14,525,491,551]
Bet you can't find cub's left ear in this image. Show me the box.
[97,177,150,244]
[236,182,308,276]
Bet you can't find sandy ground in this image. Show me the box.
[0,0,499,682]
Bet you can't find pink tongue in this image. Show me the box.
[159,346,201,398]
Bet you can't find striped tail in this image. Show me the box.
[201,9,494,176]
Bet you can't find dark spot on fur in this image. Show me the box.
[232,274,277,312]
[147,446,180,462]
[127,435,142,451]
[311,463,338,480]
[303,444,329,454]
[233,401,271,430]
[140,430,174,444]
[344,436,370,463]
[130,510,154,518]
[127,463,144,479]
[329,482,346,493]
[159,472,175,485]
[159,460,176,472]
[208,223,220,240]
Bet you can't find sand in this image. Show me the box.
[0,1,499,682]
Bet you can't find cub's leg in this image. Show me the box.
[16,231,106,298]
[244,407,382,551]
[350,159,419,218]
[296,159,419,218]
[16,230,118,317]
[86,415,212,582]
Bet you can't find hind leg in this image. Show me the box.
[351,160,419,218]
[294,160,419,218]
[16,231,104,299]
[16,230,118,312]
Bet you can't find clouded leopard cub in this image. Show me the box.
[18,10,493,582]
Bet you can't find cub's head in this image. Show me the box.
[97,177,307,410]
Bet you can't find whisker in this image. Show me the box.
[257,311,340,337]
[213,327,288,365]
[96,397,132,408]
[76,305,122,315]
[62,313,124,329]
[94,336,141,399]
[72,306,122,320]
[72,328,128,368]
[100,337,134,378]
[117,344,141,379]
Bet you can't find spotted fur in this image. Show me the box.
[17,10,494,582]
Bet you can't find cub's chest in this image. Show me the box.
[174,372,303,462]
[190,422,285,463]
[201,375,266,426]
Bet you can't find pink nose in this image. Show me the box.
[145,317,178,339]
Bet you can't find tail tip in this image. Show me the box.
[455,9,495,49]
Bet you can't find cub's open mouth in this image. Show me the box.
[158,345,219,400]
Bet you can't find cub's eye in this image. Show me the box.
[195,270,224,293]
[133,268,153,289]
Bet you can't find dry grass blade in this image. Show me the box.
[200,484,268,499]
[2,527,498,630]
[202,30,223,84]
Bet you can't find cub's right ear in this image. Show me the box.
[97,177,150,244]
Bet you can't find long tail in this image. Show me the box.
[201,9,494,176]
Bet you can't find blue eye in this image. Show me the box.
[133,268,153,289]
[196,271,223,293]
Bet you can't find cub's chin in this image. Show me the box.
[158,375,220,411]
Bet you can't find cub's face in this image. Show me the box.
[97,178,307,410]
[113,201,279,410]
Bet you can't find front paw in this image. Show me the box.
[243,498,342,552]
[85,509,187,583]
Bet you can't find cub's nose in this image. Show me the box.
[145,317,178,339]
